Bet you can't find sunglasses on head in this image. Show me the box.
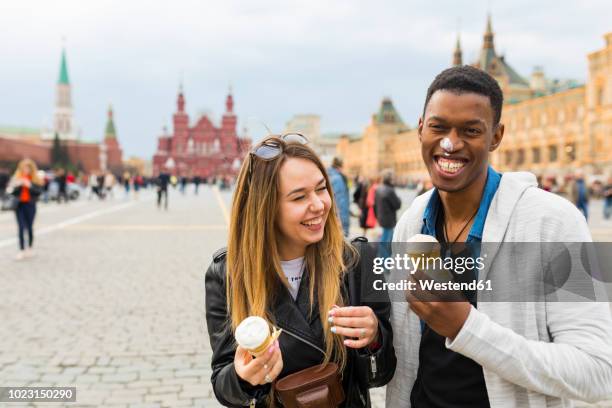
[248,133,309,178]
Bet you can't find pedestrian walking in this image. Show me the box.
[205,134,395,407]
[571,171,589,220]
[328,156,350,236]
[7,159,43,260]
[604,176,612,220]
[55,168,68,203]
[387,65,612,407]
[354,177,372,236]
[193,175,201,195]
[374,170,401,254]
[180,176,188,195]
[365,177,379,234]
[156,170,170,210]
[104,172,115,199]
[0,167,9,200]
[96,173,106,199]
[133,174,142,199]
[87,172,98,199]
[122,171,131,198]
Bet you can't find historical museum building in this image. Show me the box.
[152,88,250,177]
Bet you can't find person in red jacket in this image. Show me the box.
[8,159,43,260]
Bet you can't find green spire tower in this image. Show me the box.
[58,49,70,85]
[53,47,74,139]
[105,105,116,139]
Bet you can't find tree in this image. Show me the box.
[51,133,71,168]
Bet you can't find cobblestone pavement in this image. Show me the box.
[0,186,610,407]
[1,187,227,407]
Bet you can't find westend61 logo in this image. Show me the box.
[372,253,486,275]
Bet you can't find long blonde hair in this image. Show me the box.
[13,159,42,185]
[227,138,356,370]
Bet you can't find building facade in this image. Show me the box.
[284,114,341,165]
[152,88,250,177]
[337,18,612,182]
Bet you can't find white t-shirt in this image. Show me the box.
[280,257,305,300]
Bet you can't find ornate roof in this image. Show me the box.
[473,15,529,88]
[375,97,407,127]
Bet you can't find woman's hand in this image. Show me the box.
[234,340,283,386]
[328,306,379,349]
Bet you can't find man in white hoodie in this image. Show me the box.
[386,66,612,407]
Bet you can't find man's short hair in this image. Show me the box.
[381,169,394,184]
[332,157,343,168]
[423,65,504,125]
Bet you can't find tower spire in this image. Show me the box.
[483,13,495,50]
[177,83,185,113]
[453,33,463,66]
[58,48,70,85]
[105,105,116,139]
[53,46,74,139]
[225,85,234,114]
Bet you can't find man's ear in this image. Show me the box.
[489,123,504,152]
[418,117,424,143]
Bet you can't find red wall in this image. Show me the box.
[0,137,122,174]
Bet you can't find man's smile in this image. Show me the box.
[433,155,469,176]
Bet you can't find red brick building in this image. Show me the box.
[152,88,250,177]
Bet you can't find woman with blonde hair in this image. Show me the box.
[205,134,395,407]
[7,159,43,260]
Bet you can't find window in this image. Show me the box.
[565,143,576,162]
[517,149,525,165]
[549,145,558,162]
[532,147,541,164]
[505,150,513,166]
[597,86,605,106]
[558,110,565,123]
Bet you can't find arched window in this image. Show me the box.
[548,145,558,162]
[597,85,605,106]
[532,147,541,164]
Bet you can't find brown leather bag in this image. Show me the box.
[275,363,344,408]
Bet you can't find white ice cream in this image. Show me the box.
[235,316,270,350]
[406,234,440,254]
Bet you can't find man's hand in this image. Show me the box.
[406,267,471,340]
[407,296,471,340]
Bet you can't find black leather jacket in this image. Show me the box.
[204,239,396,407]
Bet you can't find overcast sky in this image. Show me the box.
[0,0,610,158]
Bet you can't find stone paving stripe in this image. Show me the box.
[0,200,138,249]
[65,225,227,231]
[212,186,229,225]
